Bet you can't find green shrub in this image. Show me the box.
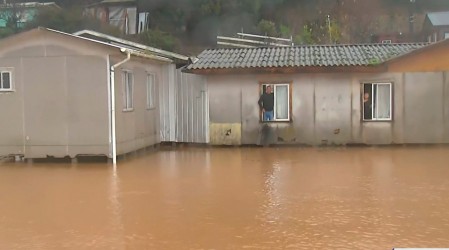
[138,29,178,51]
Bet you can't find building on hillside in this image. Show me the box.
[0,27,206,163]
[84,0,149,35]
[0,1,60,29]
[423,11,449,42]
[184,42,449,146]
[370,32,417,44]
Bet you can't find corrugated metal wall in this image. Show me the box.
[159,65,208,143]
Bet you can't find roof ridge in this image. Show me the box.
[206,43,428,51]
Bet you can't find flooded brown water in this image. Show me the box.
[1,147,449,249]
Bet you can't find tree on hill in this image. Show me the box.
[0,0,31,38]
[2,0,449,50]
[27,7,122,36]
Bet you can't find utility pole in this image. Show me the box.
[327,14,332,43]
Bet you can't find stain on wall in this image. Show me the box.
[210,123,241,145]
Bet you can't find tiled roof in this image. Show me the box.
[427,11,449,26]
[186,43,427,70]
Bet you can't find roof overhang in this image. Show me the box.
[124,49,172,63]
[38,27,173,63]
[73,29,189,64]
[184,65,386,75]
[383,40,443,66]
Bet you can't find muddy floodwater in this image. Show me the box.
[1,147,449,249]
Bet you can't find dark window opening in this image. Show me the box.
[363,83,392,121]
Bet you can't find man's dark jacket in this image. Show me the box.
[258,93,274,112]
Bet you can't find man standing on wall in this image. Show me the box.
[258,85,274,121]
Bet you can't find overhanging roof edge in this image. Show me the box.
[73,29,189,62]
[39,27,173,63]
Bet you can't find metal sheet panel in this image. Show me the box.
[159,66,208,143]
[175,70,208,143]
[159,64,171,141]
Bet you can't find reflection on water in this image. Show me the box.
[1,147,449,249]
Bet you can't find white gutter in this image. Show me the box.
[110,49,131,165]
[106,55,112,161]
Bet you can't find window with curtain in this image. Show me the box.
[362,83,392,121]
[260,83,291,122]
[146,74,156,109]
[123,71,134,111]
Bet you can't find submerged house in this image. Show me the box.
[185,41,449,146]
[0,27,205,162]
[3,29,449,162]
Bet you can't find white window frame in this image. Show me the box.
[381,39,392,44]
[122,71,134,111]
[146,73,156,110]
[362,82,392,121]
[0,70,13,92]
[260,82,291,122]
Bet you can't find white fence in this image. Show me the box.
[217,32,294,48]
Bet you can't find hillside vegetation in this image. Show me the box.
[2,0,449,54]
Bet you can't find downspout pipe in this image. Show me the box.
[110,49,131,165]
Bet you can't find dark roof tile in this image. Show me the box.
[187,43,427,70]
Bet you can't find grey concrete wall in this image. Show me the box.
[357,73,404,145]
[444,72,449,141]
[206,71,449,146]
[403,72,448,143]
[209,78,242,123]
[208,73,358,145]
[314,74,352,145]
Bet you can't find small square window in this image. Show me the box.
[362,83,392,121]
[123,71,133,111]
[146,74,156,109]
[0,71,12,91]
